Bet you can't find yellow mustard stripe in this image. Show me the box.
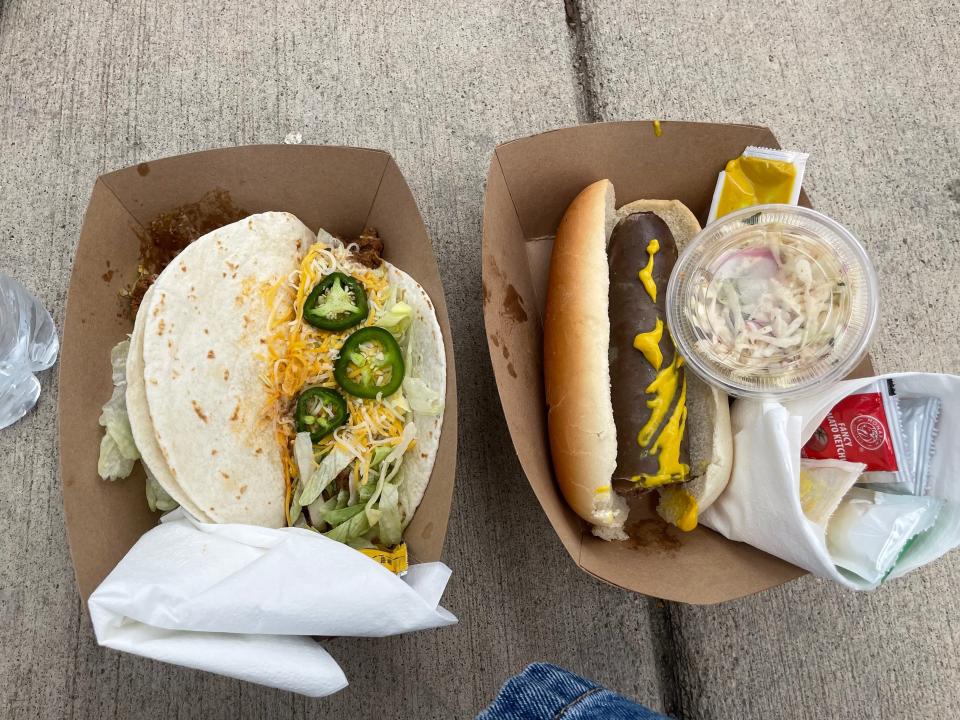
[637,238,660,302]
[633,318,664,370]
[636,372,689,488]
[636,350,683,447]
[657,486,698,531]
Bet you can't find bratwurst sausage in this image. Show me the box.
[608,212,689,490]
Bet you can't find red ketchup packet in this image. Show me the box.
[801,381,905,476]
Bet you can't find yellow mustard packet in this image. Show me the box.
[359,543,409,575]
[707,146,809,223]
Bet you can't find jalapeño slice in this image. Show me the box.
[334,326,405,399]
[295,387,348,441]
[303,272,369,331]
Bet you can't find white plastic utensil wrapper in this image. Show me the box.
[88,509,456,696]
[701,373,960,590]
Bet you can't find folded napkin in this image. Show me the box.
[701,373,960,590]
[88,509,456,696]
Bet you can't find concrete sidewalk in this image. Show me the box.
[0,1,957,717]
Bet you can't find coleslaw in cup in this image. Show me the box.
[666,205,879,399]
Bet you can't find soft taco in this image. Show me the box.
[263,225,446,546]
[97,211,446,551]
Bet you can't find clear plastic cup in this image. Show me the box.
[666,205,879,400]
[0,273,58,428]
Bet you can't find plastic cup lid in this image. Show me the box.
[666,204,879,400]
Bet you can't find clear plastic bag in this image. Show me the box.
[827,487,943,584]
[0,272,59,429]
[895,394,941,495]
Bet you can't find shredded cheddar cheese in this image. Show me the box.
[259,242,408,525]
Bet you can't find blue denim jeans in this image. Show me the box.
[477,663,670,720]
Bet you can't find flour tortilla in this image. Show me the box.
[126,285,212,521]
[132,212,444,531]
[140,212,314,527]
[381,263,446,526]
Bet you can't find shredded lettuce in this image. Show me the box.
[293,515,315,531]
[293,432,316,482]
[347,466,360,506]
[402,376,444,415]
[304,448,352,507]
[321,503,365,526]
[98,434,136,481]
[378,482,402,546]
[109,341,127,384]
[306,494,339,530]
[359,478,378,503]
[375,302,413,337]
[361,422,417,527]
[371,445,392,469]
[100,385,139,459]
[348,536,378,550]
[293,432,352,509]
[388,388,412,415]
[289,433,314,525]
[98,340,140,480]
[380,423,417,485]
[286,285,437,550]
[395,325,443,416]
[145,466,178,513]
[323,509,374,544]
[288,479,303,526]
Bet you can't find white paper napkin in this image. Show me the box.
[701,373,960,590]
[88,509,457,696]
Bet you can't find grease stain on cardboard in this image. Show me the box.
[503,285,527,323]
[625,519,681,553]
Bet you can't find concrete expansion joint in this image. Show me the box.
[647,598,685,717]
[563,7,682,712]
[562,0,601,123]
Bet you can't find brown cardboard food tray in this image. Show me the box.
[59,145,458,601]
[481,121,872,604]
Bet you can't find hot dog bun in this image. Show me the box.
[544,180,627,539]
[543,183,734,540]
